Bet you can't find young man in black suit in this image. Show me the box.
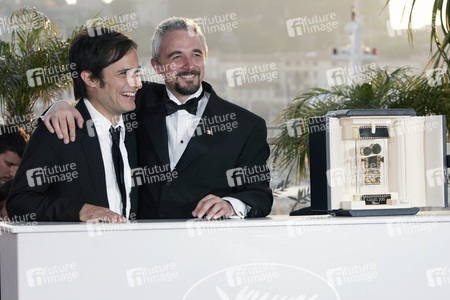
[7,28,142,222]
[44,17,273,220]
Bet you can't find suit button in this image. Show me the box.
[159,213,165,218]
[165,181,171,187]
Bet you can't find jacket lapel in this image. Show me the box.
[76,100,109,206]
[137,83,170,167]
[141,104,170,167]
[124,113,138,170]
[124,113,138,213]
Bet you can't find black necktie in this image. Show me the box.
[165,91,204,116]
[109,126,127,218]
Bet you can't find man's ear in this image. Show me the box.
[151,58,163,75]
[80,70,99,88]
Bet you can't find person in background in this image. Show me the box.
[0,125,28,185]
[0,179,13,221]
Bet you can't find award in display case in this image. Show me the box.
[307,109,448,216]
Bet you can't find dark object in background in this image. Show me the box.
[0,179,13,220]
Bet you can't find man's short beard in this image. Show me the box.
[174,81,201,96]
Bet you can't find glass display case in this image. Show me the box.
[308,109,448,216]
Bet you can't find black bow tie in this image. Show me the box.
[165,91,204,116]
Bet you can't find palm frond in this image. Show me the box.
[0,7,132,132]
[383,0,450,69]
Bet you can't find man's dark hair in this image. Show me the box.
[69,28,137,100]
[0,125,28,158]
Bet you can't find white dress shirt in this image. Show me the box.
[84,99,132,219]
[165,87,250,218]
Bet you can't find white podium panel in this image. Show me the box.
[1,213,450,299]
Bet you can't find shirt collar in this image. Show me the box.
[84,98,125,137]
[166,85,204,105]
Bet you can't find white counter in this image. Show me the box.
[1,213,450,299]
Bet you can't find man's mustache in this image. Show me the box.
[175,71,201,77]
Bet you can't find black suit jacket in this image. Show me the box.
[7,100,138,221]
[135,81,273,219]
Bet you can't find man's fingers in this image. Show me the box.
[87,214,127,223]
[51,117,64,140]
[205,204,224,220]
[88,217,102,224]
[193,194,232,219]
[43,116,55,134]
[58,115,70,144]
[66,117,78,143]
[207,201,234,220]
[80,204,127,223]
[110,215,127,223]
[43,101,83,143]
[192,195,215,218]
[99,215,127,223]
[58,111,83,143]
[75,112,84,129]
